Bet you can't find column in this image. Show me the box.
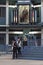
[6,0,9,25]
[6,0,9,45]
[41,0,43,46]
[6,29,9,45]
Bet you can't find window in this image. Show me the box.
[18,5,29,24]
[9,8,14,24]
[0,7,6,17]
[0,34,6,44]
[0,1,6,5]
[9,8,17,25]
[9,1,17,5]
[32,8,34,23]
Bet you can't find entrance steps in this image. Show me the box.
[0,45,43,59]
[21,46,43,58]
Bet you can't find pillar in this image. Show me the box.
[6,0,9,45]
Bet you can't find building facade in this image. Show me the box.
[0,0,42,47]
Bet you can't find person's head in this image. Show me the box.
[18,37,20,41]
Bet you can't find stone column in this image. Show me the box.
[6,0,9,45]
[6,0,9,25]
[6,29,9,45]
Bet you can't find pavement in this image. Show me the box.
[0,54,43,65]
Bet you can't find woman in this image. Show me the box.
[17,37,22,55]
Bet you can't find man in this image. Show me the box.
[12,39,18,59]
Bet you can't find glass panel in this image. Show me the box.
[0,7,6,25]
[9,0,17,5]
[9,8,17,25]
[9,34,22,45]
[18,5,29,24]
[32,8,34,23]
[9,8,14,25]
[0,34,6,44]
[35,34,41,46]
[9,34,14,45]
[31,7,41,24]
[0,7,6,17]
[23,33,41,46]
[0,0,6,5]
[14,9,17,24]
[37,7,41,23]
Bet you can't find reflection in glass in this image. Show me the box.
[0,7,6,25]
[9,8,17,25]
[0,34,6,44]
[32,10,34,23]
[0,1,6,5]
[19,5,29,24]
[14,9,17,24]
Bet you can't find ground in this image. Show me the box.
[0,55,43,65]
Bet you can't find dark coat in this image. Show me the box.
[13,42,18,52]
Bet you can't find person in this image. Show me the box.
[17,37,22,55]
[23,36,28,48]
[12,39,18,59]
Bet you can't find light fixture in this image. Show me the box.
[7,31,23,34]
[14,31,23,34]
[9,5,17,8]
[29,31,41,34]
[31,5,41,8]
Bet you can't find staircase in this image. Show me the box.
[0,45,43,59]
[21,46,43,58]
